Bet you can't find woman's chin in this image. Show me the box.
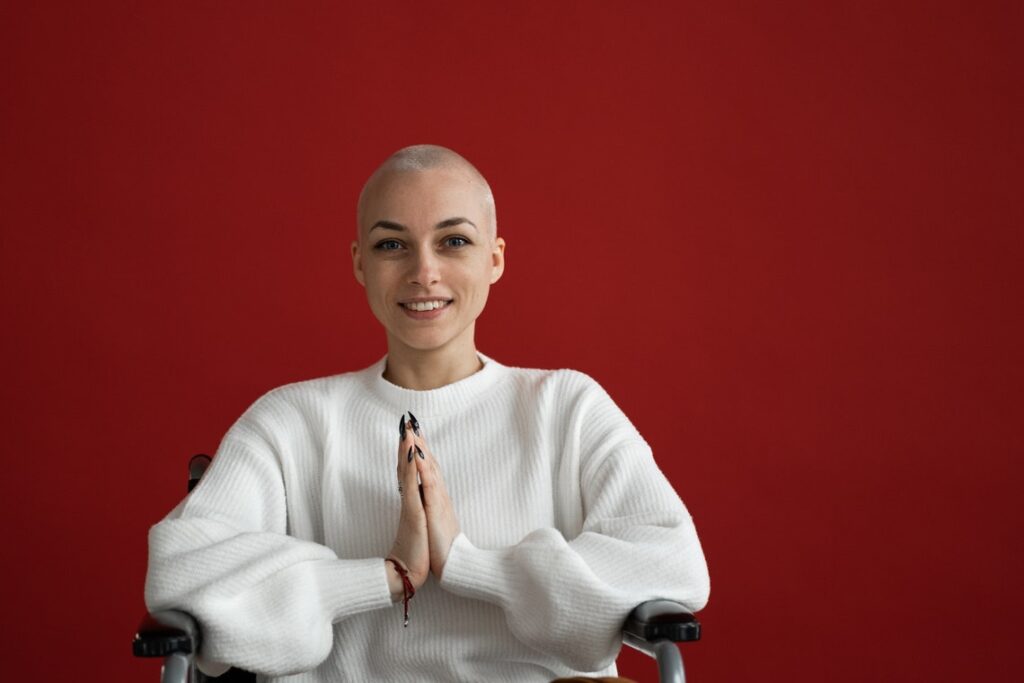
[391,331,454,353]
[389,321,477,354]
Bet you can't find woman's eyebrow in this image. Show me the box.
[370,218,478,232]
[436,217,478,232]
[370,220,406,232]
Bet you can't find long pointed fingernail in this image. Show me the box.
[399,414,407,440]
[416,445,425,460]
[407,446,414,462]
[408,411,421,436]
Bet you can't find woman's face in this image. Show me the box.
[352,167,505,354]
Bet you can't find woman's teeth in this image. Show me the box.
[402,300,450,311]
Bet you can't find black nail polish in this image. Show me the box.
[408,411,421,436]
[416,445,425,460]
[399,414,406,440]
[407,446,414,462]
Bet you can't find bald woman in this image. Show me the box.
[145,145,709,682]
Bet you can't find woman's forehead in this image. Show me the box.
[360,169,492,232]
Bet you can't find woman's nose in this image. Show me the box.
[409,249,441,286]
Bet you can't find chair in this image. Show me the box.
[134,455,703,683]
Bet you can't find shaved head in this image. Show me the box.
[349,144,507,359]
[357,144,497,242]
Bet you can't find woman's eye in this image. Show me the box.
[445,236,470,248]
[374,240,402,251]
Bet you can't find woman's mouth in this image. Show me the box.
[399,299,453,320]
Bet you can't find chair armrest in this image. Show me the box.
[132,610,200,658]
[623,600,701,643]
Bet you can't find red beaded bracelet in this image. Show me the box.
[385,558,415,627]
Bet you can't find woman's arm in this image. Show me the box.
[433,377,710,672]
[144,396,395,676]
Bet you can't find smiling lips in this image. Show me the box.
[401,299,451,311]
[399,298,453,319]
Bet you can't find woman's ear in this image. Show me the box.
[490,237,506,285]
[351,240,365,287]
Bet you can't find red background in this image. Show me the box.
[2,2,1021,681]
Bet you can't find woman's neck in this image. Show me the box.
[383,335,484,391]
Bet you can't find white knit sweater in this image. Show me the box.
[145,352,710,682]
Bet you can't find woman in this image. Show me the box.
[145,145,710,682]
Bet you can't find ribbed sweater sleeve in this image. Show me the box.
[143,393,394,676]
[439,375,710,672]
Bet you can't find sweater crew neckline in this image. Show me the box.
[360,351,508,417]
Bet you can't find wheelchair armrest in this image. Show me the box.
[133,610,200,658]
[623,600,701,643]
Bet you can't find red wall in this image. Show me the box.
[2,2,1020,681]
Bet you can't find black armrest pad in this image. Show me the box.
[133,610,200,658]
[623,600,701,642]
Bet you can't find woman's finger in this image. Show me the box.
[417,439,448,489]
[402,443,426,515]
[413,434,438,463]
[407,411,423,438]
[397,415,420,502]
[415,441,449,503]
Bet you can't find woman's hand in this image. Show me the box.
[386,415,430,598]
[408,414,462,579]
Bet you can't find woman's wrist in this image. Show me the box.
[385,557,416,627]
[385,559,405,602]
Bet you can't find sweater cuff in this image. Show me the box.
[313,557,395,622]
[439,532,516,606]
